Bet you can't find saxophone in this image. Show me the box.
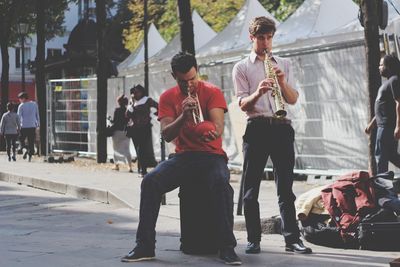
[264,49,287,119]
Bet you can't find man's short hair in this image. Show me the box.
[249,16,276,36]
[170,52,197,74]
[383,54,400,75]
[17,92,28,99]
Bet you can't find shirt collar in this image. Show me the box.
[250,50,277,64]
[249,50,258,63]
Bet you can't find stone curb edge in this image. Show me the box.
[0,172,132,210]
[0,171,281,234]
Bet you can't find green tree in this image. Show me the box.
[121,0,367,52]
[0,0,70,113]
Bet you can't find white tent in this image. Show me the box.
[274,0,359,46]
[196,0,279,58]
[274,0,400,53]
[117,23,167,75]
[150,10,216,63]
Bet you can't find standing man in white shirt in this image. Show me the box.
[17,92,40,162]
[232,16,312,255]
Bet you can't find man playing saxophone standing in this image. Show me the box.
[122,52,241,265]
[232,16,312,254]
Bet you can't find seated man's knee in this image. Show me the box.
[141,173,159,191]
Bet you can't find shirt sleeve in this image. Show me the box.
[0,115,5,135]
[208,87,228,113]
[232,62,250,104]
[17,104,22,119]
[391,76,400,100]
[158,92,176,121]
[281,57,297,91]
[16,114,21,131]
[35,103,40,127]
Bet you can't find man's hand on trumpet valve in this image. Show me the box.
[181,96,198,120]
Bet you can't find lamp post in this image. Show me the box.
[144,0,149,96]
[17,22,29,92]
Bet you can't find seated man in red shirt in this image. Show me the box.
[121,52,241,265]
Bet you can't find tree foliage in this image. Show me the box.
[122,0,306,52]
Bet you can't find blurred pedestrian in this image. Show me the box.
[0,102,20,161]
[110,95,133,172]
[17,92,39,162]
[365,54,400,173]
[126,84,158,177]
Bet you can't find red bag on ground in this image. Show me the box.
[321,171,376,242]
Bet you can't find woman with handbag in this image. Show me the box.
[126,84,158,177]
[110,95,133,172]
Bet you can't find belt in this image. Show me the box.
[248,116,291,125]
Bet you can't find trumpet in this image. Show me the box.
[188,91,204,124]
[264,49,287,119]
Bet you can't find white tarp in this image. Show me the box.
[274,0,359,46]
[150,10,217,63]
[117,23,166,75]
[196,0,279,57]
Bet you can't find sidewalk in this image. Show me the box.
[0,153,399,266]
[0,153,316,223]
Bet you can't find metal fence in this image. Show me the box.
[47,78,97,156]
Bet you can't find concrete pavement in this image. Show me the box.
[0,153,399,266]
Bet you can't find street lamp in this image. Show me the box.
[17,22,29,92]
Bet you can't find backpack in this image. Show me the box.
[321,171,377,242]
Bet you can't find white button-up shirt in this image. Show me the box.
[232,50,296,119]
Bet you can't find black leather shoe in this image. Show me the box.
[245,242,260,254]
[219,247,242,265]
[285,240,312,254]
[121,247,155,262]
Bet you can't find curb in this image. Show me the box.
[0,171,281,234]
[0,171,132,209]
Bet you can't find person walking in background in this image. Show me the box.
[365,54,400,173]
[126,84,158,177]
[0,102,21,161]
[17,92,40,162]
[121,52,241,265]
[232,16,312,254]
[110,95,133,173]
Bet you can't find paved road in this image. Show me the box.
[2,181,400,267]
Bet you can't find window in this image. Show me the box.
[47,48,62,58]
[15,48,20,68]
[15,47,31,69]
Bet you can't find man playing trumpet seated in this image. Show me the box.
[121,52,241,265]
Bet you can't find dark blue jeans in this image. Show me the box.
[136,151,237,250]
[5,134,17,158]
[19,127,36,156]
[375,126,400,173]
[241,119,299,245]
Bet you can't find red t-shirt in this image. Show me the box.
[158,80,227,156]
